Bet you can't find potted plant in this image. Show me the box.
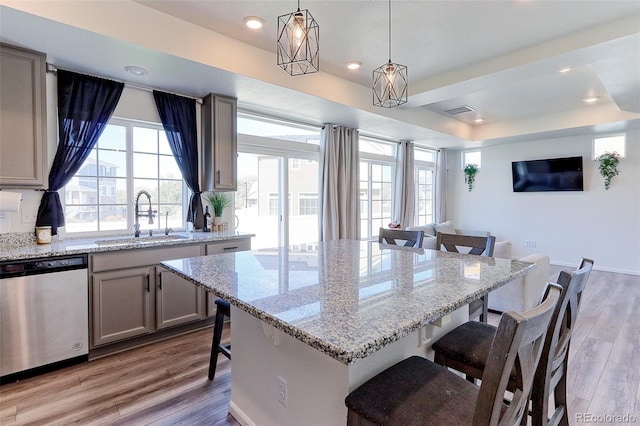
[205,192,231,225]
[463,163,479,192]
[596,152,620,190]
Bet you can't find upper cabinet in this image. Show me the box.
[202,93,237,191]
[0,43,48,188]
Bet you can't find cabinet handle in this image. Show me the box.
[158,272,163,290]
[223,246,239,251]
[216,170,221,184]
[146,274,150,292]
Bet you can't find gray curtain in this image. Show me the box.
[319,124,360,241]
[434,148,447,223]
[392,140,415,228]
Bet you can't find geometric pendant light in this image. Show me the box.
[373,0,408,107]
[277,0,319,76]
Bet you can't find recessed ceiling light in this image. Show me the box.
[559,67,572,73]
[583,96,599,103]
[124,65,148,76]
[474,118,485,123]
[345,61,361,70]
[244,16,264,30]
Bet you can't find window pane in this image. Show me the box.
[159,155,181,179]
[463,151,481,168]
[76,151,98,176]
[98,150,126,177]
[238,114,320,144]
[98,124,126,151]
[65,205,98,232]
[594,134,625,158]
[133,127,158,153]
[159,180,182,204]
[99,205,127,230]
[360,138,395,156]
[133,153,158,178]
[158,131,173,155]
[414,149,435,163]
[134,179,158,200]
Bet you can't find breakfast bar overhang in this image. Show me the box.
[162,240,535,426]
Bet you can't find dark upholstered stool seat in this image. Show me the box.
[208,298,231,381]
[433,320,496,369]
[345,356,480,426]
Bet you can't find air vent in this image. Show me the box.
[444,105,475,115]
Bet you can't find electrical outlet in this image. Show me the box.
[277,376,288,407]
[525,240,537,248]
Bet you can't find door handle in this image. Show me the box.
[223,246,239,251]
[146,274,150,292]
[216,170,221,184]
[158,272,163,290]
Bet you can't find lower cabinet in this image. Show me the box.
[156,266,206,330]
[92,266,154,346]
[89,238,251,353]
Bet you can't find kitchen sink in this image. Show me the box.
[95,235,190,246]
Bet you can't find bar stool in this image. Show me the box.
[432,258,593,425]
[208,298,231,381]
[345,284,561,426]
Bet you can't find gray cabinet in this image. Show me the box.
[91,266,153,346]
[202,93,237,191]
[0,43,47,188]
[90,244,204,348]
[156,265,206,330]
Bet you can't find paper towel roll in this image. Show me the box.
[0,191,22,212]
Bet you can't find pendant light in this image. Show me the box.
[277,0,319,76]
[373,0,408,107]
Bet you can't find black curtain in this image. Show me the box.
[36,70,124,235]
[153,91,204,229]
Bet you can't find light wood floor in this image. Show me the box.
[1,269,638,425]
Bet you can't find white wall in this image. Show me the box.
[447,129,640,275]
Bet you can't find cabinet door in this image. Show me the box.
[0,43,47,188]
[202,93,237,191]
[156,266,206,330]
[91,267,153,347]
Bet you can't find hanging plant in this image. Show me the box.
[463,163,479,192]
[596,152,620,190]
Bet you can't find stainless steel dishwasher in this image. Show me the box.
[0,254,89,382]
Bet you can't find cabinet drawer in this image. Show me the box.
[205,238,251,255]
[92,244,203,272]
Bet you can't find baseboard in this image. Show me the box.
[228,401,256,426]
[550,261,639,276]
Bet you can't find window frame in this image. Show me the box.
[61,117,189,237]
[414,147,436,227]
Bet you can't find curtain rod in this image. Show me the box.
[46,63,203,104]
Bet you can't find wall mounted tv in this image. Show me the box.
[512,156,583,192]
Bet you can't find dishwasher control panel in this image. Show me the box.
[0,255,88,278]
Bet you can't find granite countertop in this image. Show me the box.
[0,231,254,262]
[162,239,535,365]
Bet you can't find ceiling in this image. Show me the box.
[1,0,639,149]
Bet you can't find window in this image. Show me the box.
[594,134,626,159]
[298,192,318,215]
[463,150,481,168]
[64,119,186,234]
[359,138,396,239]
[235,112,321,250]
[414,147,436,226]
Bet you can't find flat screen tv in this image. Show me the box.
[512,156,583,192]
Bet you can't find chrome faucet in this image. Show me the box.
[134,190,156,237]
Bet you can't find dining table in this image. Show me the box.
[162,239,536,426]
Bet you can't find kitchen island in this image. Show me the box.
[162,240,535,426]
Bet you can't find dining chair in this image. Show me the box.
[345,284,562,426]
[378,228,424,248]
[208,298,231,380]
[432,258,593,426]
[436,232,496,322]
